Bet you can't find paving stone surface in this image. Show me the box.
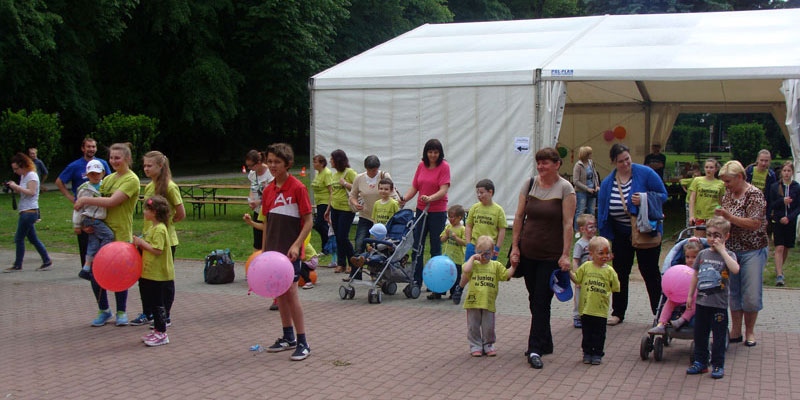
[1,249,798,399]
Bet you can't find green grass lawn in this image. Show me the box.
[1,171,796,288]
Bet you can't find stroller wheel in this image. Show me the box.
[409,285,421,299]
[382,281,397,295]
[653,336,664,361]
[339,286,348,300]
[640,336,652,361]
[367,289,382,304]
[346,286,356,300]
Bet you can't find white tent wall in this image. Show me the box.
[310,9,800,224]
[312,85,535,223]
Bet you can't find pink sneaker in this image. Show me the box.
[141,330,156,343]
[144,332,169,347]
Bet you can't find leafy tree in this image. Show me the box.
[728,122,769,166]
[669,124,710,154]
[502,0,579,18]
[449,0,512,21]
[0,109,62,168]
[331,0,453,63]
[0,0,138,149]
[580,0,732,14]
[93,112,160,167]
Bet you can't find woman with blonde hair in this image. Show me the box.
[714,160,768,346]
[572,146,600,230]
[5,153,52,272]
[74,143,140,326]
[129,150,186,326]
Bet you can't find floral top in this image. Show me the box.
[721,184,768,252]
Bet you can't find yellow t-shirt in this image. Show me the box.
[142,181,182,246]
[141,222,174,281]
[371,198,400,224]
[463,260,508,313]
[441,223,466,265]
[311,167,333,206]
[575,261,620,318]
[466,202,507,245]
[330,168,356,211]
[100,170,140,242]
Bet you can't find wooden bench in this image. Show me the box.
[184,198,249,218]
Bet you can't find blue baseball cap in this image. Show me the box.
[550,269,573,302]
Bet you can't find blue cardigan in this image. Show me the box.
[598,164,668,240]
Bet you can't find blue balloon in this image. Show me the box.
[423,255,457,293]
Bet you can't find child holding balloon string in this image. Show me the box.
[458,235,516,357]
[132,195,174,347]
[259,143,314,361]
[648,238,703,335]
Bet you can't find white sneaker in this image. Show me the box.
[302,282,314,290]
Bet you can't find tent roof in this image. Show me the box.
[311,8,800,96]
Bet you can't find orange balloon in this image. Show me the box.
[613,126,627,139]
[298,270,318,286]
[245,250,263,275]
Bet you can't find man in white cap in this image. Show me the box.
[56,138,112,270]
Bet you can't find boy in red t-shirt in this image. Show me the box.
[260,143,314,361]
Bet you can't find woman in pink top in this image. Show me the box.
[401,139,451,288]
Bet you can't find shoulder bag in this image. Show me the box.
[616,178,661,249]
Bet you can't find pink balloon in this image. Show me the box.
[661,264,695,303]
[94,241,142,292]
[603,129,614,142]
[247,251,294,298]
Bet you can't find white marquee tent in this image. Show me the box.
[310,9,800,222]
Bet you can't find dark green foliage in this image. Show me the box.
[449,0,512,21]
[728,122,769,166]
[93,112,160,166]
[0,109,62,168]
[669,124,710,155]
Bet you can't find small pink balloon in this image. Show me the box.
[661,264,695,303]
[603,129,615,142]
[247,251,294,298]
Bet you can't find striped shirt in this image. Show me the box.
[609,178,632,225]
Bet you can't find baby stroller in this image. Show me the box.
[339,207,428,304]
[640,226,709,362]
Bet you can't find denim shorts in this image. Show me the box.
[728,247,767,312]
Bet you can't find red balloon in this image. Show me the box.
[93,241,142,292]
[613,125,627,139]
[603,129,615,142]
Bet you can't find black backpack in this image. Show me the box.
[204,249,235,284]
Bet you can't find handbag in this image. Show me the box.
[616,178,662,249]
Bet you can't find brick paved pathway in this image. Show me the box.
[1,249,799,399]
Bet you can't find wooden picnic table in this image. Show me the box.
[184,184,251,218]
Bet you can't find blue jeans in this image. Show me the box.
[574,191,596,230]
[14,210,50,268]
[84,218,115,260]
[412,210,447,285]
[354,217,374,254]
[91,275,128,312]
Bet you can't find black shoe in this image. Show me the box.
[37,262,53,271]
[451,287,463,304]
[78,269,92,281]
[528,354,543,369]
[427,293,442,300]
